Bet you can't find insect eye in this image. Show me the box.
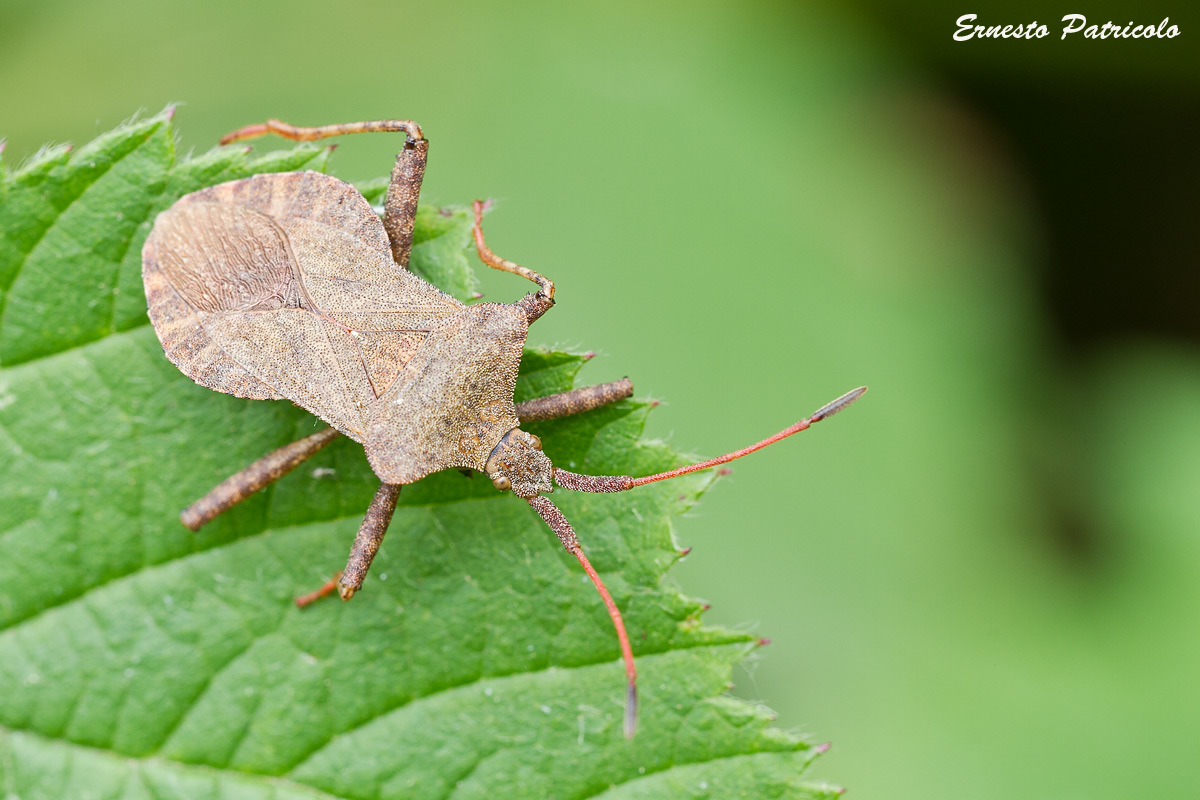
[527,434,542,451]
[492,475,512,491]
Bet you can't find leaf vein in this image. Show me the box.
[575,750,814,800]
[100,168,176,341]
[0,121,161,360]
[0,725,349,800]
[288,639,742,778]
[152,626,279,758]
[0,491,545,633]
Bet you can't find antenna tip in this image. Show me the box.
[811,385,867,422]
[625,683,638,739]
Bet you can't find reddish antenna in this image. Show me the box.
[555,386,867,494]
[531,386,867,736]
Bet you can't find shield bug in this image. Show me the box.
[141,118,866,738]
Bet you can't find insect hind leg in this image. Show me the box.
[219,119,424,145]
[219,118,427,268]
[181,427,341,530]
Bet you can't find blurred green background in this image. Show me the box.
[3,0,1197,797]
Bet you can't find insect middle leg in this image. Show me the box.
[295,482,402,608]
[219,118,427,268]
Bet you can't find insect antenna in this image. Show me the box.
[554,386,867,493]
[526,495,638,739]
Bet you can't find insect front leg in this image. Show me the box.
[219,118,428,267]
[181,427,341,530]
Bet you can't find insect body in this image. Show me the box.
[142,118,865,738]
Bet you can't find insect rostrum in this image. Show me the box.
[141,118,865,739]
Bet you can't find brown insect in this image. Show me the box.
[141,118,866,738]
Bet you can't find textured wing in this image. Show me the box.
[365,304,527,484]
[198,309,379,439]
[143,171,465,438]
[278,214,464,398]
[143,199,290,400]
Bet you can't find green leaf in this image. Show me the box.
[0,111,835,799]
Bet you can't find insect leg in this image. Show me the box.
[294,572,344,608]
[515,378,634,422]
[383,138,427,268]
[181,427,342,530]
[337,483,402,601]
[219,119,424,145]
[472,200,556,323]
[218,118,428,268]
[294,483,401,608]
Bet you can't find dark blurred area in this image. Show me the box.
[858,0,1199,579]
[870,0,1200,351]
[1016,87,1199,350]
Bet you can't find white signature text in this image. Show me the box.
[954,14,1180,41]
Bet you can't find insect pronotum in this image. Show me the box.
[141,118,866,738]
